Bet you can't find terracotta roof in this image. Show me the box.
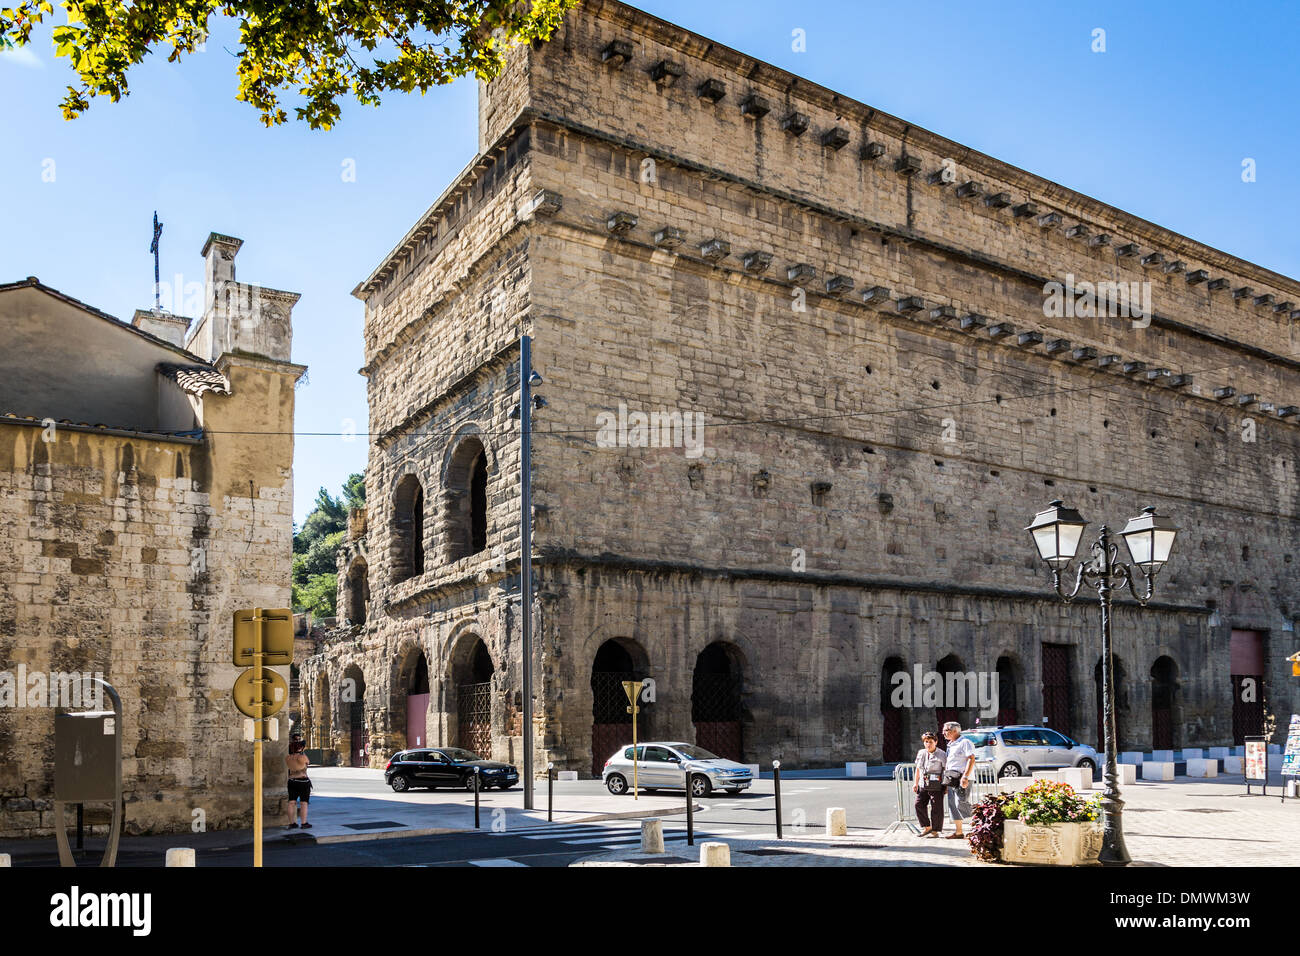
[157,363,230,396]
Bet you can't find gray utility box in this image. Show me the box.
[54,710,118,802]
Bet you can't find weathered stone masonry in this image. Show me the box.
[303,0,1299,775]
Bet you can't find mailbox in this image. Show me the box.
[54,710,118,803]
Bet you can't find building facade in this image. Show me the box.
[301,0,1299,776]
[0,233,304,836]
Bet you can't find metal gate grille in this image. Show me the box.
[1231,674,1263,745]
[458,681,491,757]
[591,671,638,777]
[1041,644,1072,735]
[692,672,742,762]
[882,707,903,762]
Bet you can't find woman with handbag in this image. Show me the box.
[285,735,313,829]
[913,732,946,837]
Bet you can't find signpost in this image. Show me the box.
[232,608,292,867]
[622,680,644,800]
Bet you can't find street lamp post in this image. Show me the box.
[1026,500,1178,866]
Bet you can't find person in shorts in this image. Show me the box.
[285,735,312,829]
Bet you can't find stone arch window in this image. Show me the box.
[444,437,489,562]
[392,475,425,583]
[346,557,369,626]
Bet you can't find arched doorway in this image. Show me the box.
[1041,643,1073,736]
[1230,630,1265,745]
[311,673,331,753]
[1095,656,1128,751]
[1151,656,1177,750]
[590,639,650,777]
[691,642,744,762]
[451,639,494,756]
[935,654,964,749]
[995,656,1018,726]
[407,652,430,749]
[347,558,369,626]
[342,664,366,766]
[881,656,905,763]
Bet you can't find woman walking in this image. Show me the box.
[913,732,946,837]
[285,735,313,829]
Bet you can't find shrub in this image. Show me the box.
[1003,780,1102,827]
[967,792,1015,863]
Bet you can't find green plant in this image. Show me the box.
[1003,779,1102,827]
[967,792,1015,863]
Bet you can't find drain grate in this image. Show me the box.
[740,848,801,856]
[1181,808,1232,813]
[343,821,407,830]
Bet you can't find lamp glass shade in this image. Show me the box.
[1025,500,1088,569]
[1120,507,1178,573]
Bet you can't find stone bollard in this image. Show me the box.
[640,818,664,854]
[699,842,730,867]
[0,853,9,867]
[165,848,196,867]
[826,807,847,836]
[557,770,579,782]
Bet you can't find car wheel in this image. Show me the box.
[999,762,1023,779]
[1078,758,1096,772]
[689,774,712,798]
[606,773,628,795]
[465,775,481,792]
[390,774,410,793]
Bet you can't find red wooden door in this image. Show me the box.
[407,692,429,749]
[1041,644,1072,735]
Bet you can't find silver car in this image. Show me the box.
[961,725,1098,779]
[602,741,753,797]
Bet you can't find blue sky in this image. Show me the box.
[2,1,1297,526]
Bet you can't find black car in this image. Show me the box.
[384,748,519,792]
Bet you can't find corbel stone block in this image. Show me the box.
[894,155,922,175]
[1016,331,1043,346]
[1213,387,1236,400]
[1122,361,1147,375]
[960,313,988,330]
[825,274,855,297]
[1140,253,1165,269]
[742,251,772,273]
[1207,278,1229,291]
[1065,224,1090,240]
[1253,293,1275,307]
[531,189,562,218]
[1278,406,1300,419]
[1012,202,1038,218]
[896,296,924,314]
[601,39,633,68]
[1037,212,1062,228]
[1145,367,1171,382]
[1168,375,1192,388]
[928,306,956,321]
[781,112,811,136]
[1237,393,1258,407]
[697,78,726,103]
[1163,259,1186,274]
[1116,243,1140,257]
[649,59,684,86]
[956,181,983,199]
[1186,269,1209,284]
[787,263,817,285]
[1272,301,1293,313]
[1071,346,1098,362]
[984,192,1012,208]
[606,211,637,235]
[741,94,770,118]
[860,142,886,161]
[1089,233,1112,248]
[987,322,1016,339]
[862,285,892,305]
[1097,354,1121,368]
[821,127,851,150]
[699,238,730,262]
[1046,338,1071,354]
[1232,286,1252,300]
[654,226,684,249]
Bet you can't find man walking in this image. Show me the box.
[942,721,976,839]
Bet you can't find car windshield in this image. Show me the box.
[672,745,719,760]
[440,749,480,762]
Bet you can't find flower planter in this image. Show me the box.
[1001,818,1104,866]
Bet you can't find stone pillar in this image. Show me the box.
[165,848,195,867]
[826,807,847,836]
[641,818,664,854]
[699,842,730,867]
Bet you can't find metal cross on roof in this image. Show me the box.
[150,211,163,311]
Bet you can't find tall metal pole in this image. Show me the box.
[1096,526,1130,865]
[520,335,535,810]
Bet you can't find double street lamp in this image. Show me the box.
[1025,500,1179,866]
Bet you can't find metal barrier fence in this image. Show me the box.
[885,760,998,834]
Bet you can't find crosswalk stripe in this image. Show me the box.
[468,858,528,867]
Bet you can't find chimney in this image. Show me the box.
[190,231,298,364]
[131,308,191,348]
[201,233,243,312]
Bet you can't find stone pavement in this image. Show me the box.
[574,770,1299,867]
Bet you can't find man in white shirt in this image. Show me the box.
[942,721,976,839]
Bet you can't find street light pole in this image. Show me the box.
[519,334,534,810]
[1027,501,1178,867]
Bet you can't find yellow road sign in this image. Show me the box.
[232,667,288,718]
[232,608,294,666]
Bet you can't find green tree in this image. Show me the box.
[291,472,363,616]
[293,571,338,619]
[1,0,578,129]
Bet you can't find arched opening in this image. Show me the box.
[311,673,331,753]
[1095,656,1129,751]
[445,437,490,561]
[1041,642,1073,736]
[691,642,744,762]
[342,664,367,767]
[996,656,1019,726]
[1151,656,1177,750]
[935,654,964,750]
[1230,630,1265,745]
[880,656,905,763]
[451,638,494,756]
[392,475,425,583]
[347,558,369,626]
[407,651,430,749]
[590,638,651,777]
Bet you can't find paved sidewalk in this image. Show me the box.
[574,770,1299,867]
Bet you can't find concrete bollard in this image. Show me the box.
[557,770,579,781]
[640,818,664,854]
[826,807,847,836]
[1141,762,1174,781]
[1114,764,1137,785]
[1150,750,1174,763]
[1186,758,1217,778]
[0,853,9,867]
[1032,771,1062,783]
[165,848,196,867]
[699,842,730,867]
[1223,756,1245,774]
[844,762,868,778]
[1120,751,1144,765]
[1208,747,1230,760]
[1182,748,1204,760]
